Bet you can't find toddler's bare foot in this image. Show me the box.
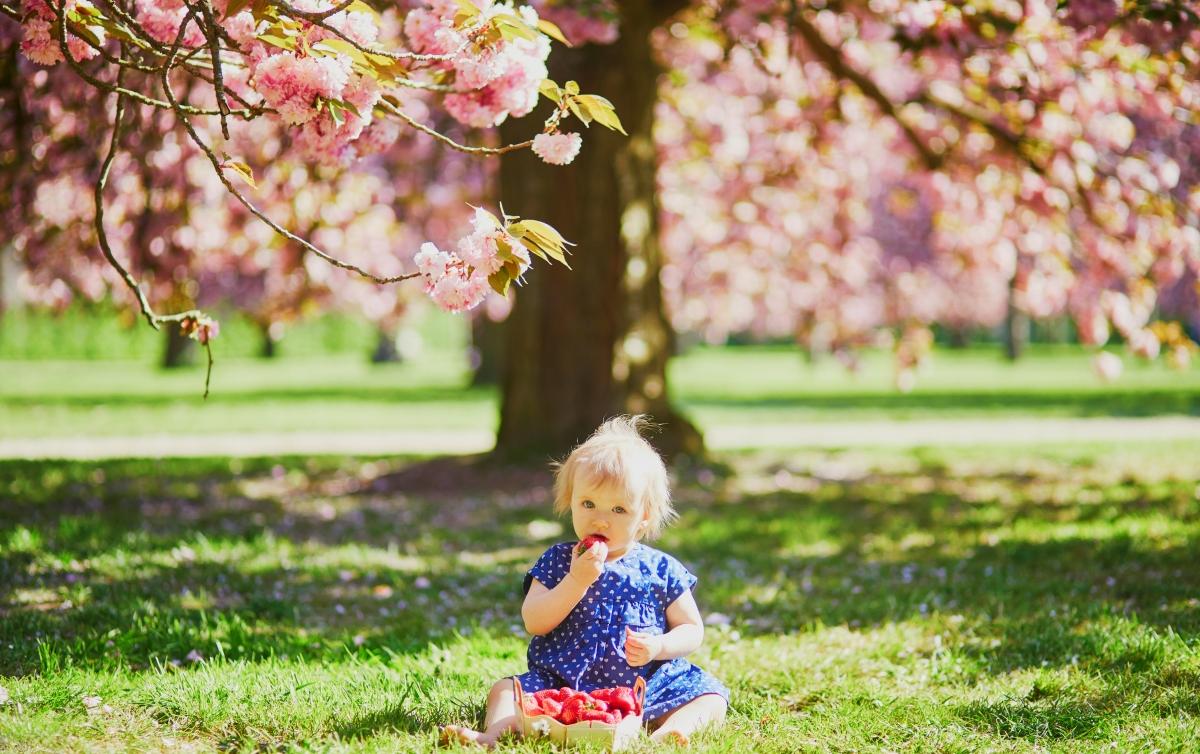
[439,725,494,749]
[651,728,690,747]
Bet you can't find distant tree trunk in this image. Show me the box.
[948,326,969,349]
[1005,274,1028,361]
[259,321,278,359]
[494,0,700,460]
[470,315,504,386]
[0,241,15,317]
[371,325,401,363]
[162,324,194,368]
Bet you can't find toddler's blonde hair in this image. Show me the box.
[553,415,677,540]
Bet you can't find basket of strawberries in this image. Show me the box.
[513,675,647,750]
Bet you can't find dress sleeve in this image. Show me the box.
[522,543,571,596]
[662,554,699,606]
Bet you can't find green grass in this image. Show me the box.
[2,444,1198,752]
[2,343,1198,440]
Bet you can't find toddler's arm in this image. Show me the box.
[627,589,705,664]
[521,543,605,635]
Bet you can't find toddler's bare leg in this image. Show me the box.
[648,693,727,746]
[439,678,519,749]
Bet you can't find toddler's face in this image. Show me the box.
[570,472,649,560]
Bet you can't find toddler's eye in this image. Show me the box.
[613,506,627,514]
[582,500,595,509]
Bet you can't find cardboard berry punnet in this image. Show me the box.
[513,676,647,750]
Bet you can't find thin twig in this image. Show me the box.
[160,12,421,285]
[48,0,255,117]
[92,60,205,331]
[789,1,944,170]
[196,0,231,138]
[268,0,489,62]
[379,97,533,155]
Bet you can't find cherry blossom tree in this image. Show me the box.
[1,0,624,390]
[5,0,1199,456]
[658,1,1200,388]
[490,0,1198,456]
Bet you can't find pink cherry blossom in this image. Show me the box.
[253,53,352,126]
[531,132,582,165]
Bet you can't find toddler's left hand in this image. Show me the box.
[624,627,663,667]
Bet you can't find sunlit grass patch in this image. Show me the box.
[2,444,1198,752]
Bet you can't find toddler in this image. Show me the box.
[441,416,728,748]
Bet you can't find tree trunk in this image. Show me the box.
[371,325,401,363]
[470,315,504,386]
[494,1,700,460]
[162,324,194,368]
[259,321,278,359]
[948,326,969,349]
[1004,274,1028,361]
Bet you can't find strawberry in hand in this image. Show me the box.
[575,534,608,557]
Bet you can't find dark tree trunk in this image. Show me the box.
[259,321,278,359]
[948,326,969,349]
[1004,274,1028,361]
[494,1,700,460]
[371,325,401,363]
[162,324,194,368]
[470,315,504,386]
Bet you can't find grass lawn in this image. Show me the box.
[2,442,1198,752]
[2,344,1198,440]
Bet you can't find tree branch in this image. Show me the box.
[378,96,534,155]
[160,11,421,286]
[789,5,944,170]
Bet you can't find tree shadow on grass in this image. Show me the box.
[3,448,1198,749]
[0,456,561,677]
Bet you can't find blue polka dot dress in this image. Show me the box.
[515,541,730,723]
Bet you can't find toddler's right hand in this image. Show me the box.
[568,540,607,588]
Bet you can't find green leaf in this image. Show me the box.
[536,18,571,46]
[90,15,140,45]
[488,270,511,296]
[327,100,345,128]
[251,0,279,22]
[258,33,297,51]
[223,160,256,189]
[345,0,379,19]
[567,97,591,127]
[495,14,538,42]
[510,219,572,268]
[72,2,103,19]
[575,94,627,135]
[455,0,481,19]
[224,0,252,18]
[64,13,104,49]
[539,79,562,105]
[564,80,580,95]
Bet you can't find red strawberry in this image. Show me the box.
[575,534,608,556]
[581,709,615,723]
[621,687,640,713]
[539,698,563,717]
[561,697,586,725]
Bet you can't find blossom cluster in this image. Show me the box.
[405,0,550,128]
[531,132,582,165]
[414,207,531,312]
[237,1,384,166]
[19,0,103,65]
